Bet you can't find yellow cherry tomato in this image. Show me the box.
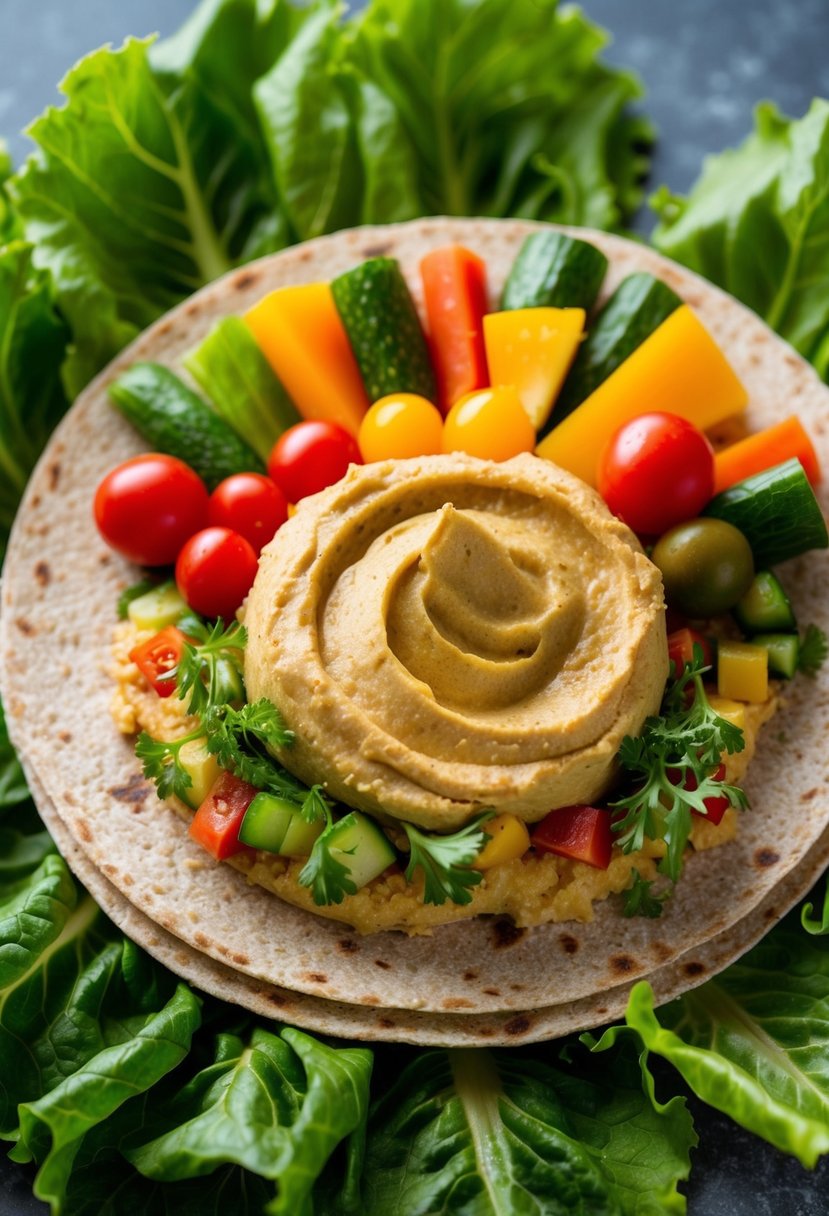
[442,386,535,461]
[358,393,444,462]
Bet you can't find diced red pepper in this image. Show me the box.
[420,245,489,414]
[667,627,713,675]
[189,770,260,860]
[530,806,612,869]
[667,762,731,826]
[129,625,190,698]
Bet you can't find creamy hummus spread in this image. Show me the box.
[244,453,669,831]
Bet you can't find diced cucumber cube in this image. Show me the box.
[179,739,222,810]
[327,812,396,889]
[279,813,325,857]
[239,793,297,852]
[752,632,800,679]
[733,570,796,634]
[128,580,189,631]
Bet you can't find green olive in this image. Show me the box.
[652,518,755,618]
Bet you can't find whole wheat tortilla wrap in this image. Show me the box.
[1,219,828,1043]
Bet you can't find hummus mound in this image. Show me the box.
[244,453,668,831]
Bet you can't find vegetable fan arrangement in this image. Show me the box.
[2,0,829,1212]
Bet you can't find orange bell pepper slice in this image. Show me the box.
[713,414,821,494]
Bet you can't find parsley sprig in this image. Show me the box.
[175,618,248,715]
[298,800,359,907]
[135,728,202,802]
[798,624,828,677]
[622,869,669,919]
[403,813,494,906]
[611,653,747,883]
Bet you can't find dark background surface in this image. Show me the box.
[2,1,829,1212]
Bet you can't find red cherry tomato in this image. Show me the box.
[207,473,288,553]
[175,527,259,620]
[94,454,208,566]
[267,421,362,502]
[597,412,715,535]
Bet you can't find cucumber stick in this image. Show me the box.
[326,812,396,889]
[549,272,682,429]
[184,317,301,462]
[110,362,264,489]
[704,458,828,567]
[331,258,436,402]
[500,231,608,312]
[733,570,796,634]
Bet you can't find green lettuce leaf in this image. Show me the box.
[0,142,20,244]
[125,1026,371,1216]
[329,1040,694,1214]
[653,99,829,377]
[349,0,651,229]
[0,241,70,558]
[596,916,829,1169]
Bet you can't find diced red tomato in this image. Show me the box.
[189,771,260,861]
[530,806,612,869]
[129,626,190,698]
[667,762,731,826]
[420,245,489,414]
[667,627,714,675]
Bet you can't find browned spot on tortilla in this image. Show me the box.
[216,944,230,958]
[103,864,116,877]
[610,954,637,975]
[374,958,392,970]
[362,241,392,258]
[492,919,526,948]
[123,874,134,887]
[378,1017,397,1029]
[231,952,250,966]
[185,301,200,317]
[559,933,579,955]
[337,938,360,954]
[463,969,479,982]
[684,960,706,977]
[58,730,72,744]
[64,790,77,806]
[362,994,381,1006]
[34,561,51,586]
[442,997,474,1010]
[98,553,111,566]
[15,617,35,636]
[510,983,526,992]
[266,991,289,1008]
[109,772,152,804]
[194,932,210,947]
[504,1015,532,1037]
[298,249,312,262]
[476,1026,496,1038]
[31,494,41,509]
[156,320,173,336]
[764,906,778,920]
[595,1006,608,1016]
[234,270,258,292]
[48,461,61,490]
[482,987,501,996]
[754,847,780,868]
[305,972,328,984]
[75,818,92,843]
[801,788,819,802]
[652,941,673,963]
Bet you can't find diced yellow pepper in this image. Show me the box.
[483,307,585,429]
[707,694,747,733]
[475,813,531,870]
[245,283,369,435]
[535,305,748,485]
[178,739,222,811]
[717,641,769,704]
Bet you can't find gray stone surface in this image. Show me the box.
[2,2,829,1213]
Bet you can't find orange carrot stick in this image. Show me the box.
[714,415,821,494]
[420,245,489,415]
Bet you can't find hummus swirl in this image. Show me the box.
[244,454,668,831]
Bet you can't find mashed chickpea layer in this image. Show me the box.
[111,621,775,935]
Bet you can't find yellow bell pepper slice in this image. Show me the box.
[245,283,369,436]
[483,307,585,429]
[535,305,748,485]
[717,641,769,704]
[475,814,531,870]
[707,694,747,733]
